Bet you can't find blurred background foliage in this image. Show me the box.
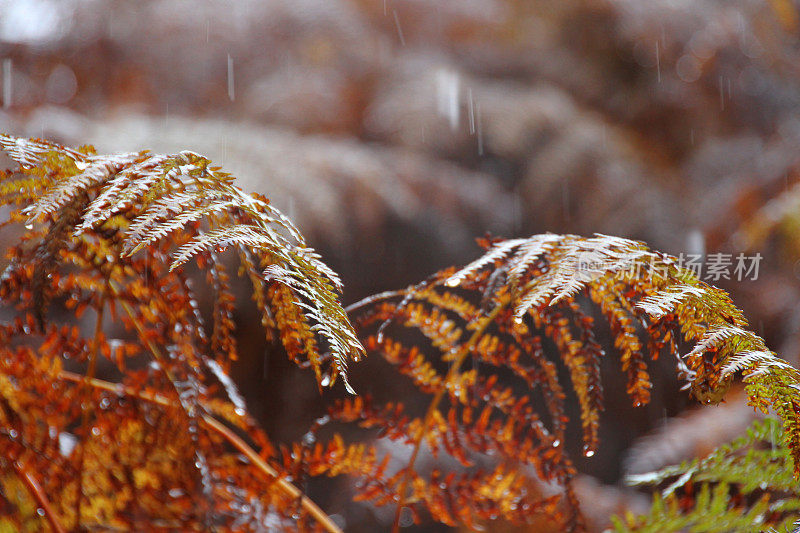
[2,0,800,530]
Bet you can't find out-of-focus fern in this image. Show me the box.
[299,233,800,532]
[613,417,800,532]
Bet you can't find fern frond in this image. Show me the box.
[0,134,364,531]
[309,232,800,531]
[615,418,800,532]
[0,133,363,389]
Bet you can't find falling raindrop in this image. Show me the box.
[476,102,483,155]
[467,88,475,134]
[392,10,405,47]
[655,41,661,83]
[436,69,460,130]
[2,59,11,108]
[227,53,235,101]
[686,229,705,257]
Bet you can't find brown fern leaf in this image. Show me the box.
[303,233,800,532]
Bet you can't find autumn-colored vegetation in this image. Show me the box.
[1,135,799,532]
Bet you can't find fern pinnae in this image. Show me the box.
[0,134,87,169]
[122,189,235,253]
[290,247,344,292]
[73,154,169,231]
[589,280,650,404]
[636,285,708,317]
[684,325,758,361]
[169,225,285,271]
[547,234,652,305]
[1,135,363,396]
[722,350,793,377]
[23,154,135,223]
[506,233,561,290]
[617,418,800,532]
[444,237,527,288]
[130,199,242,255]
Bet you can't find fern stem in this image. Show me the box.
[57,371,343,533]
[391,299,508,533]
[12,460,66,533]
[74,295,105,530]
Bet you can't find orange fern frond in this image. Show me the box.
[304,232,800,532]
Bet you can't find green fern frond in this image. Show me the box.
[615,417,800,532]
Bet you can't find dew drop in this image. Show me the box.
[36,508,45,517]
[583,448,595,458]
[551,439,560,447]
[445,278,460,288]
[24,223,33,230]
[234,407,246,417]
[513,316,524,325]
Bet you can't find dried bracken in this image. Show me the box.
[0,134,362,531]
[304,233,800,531]
[1,135,799,531]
